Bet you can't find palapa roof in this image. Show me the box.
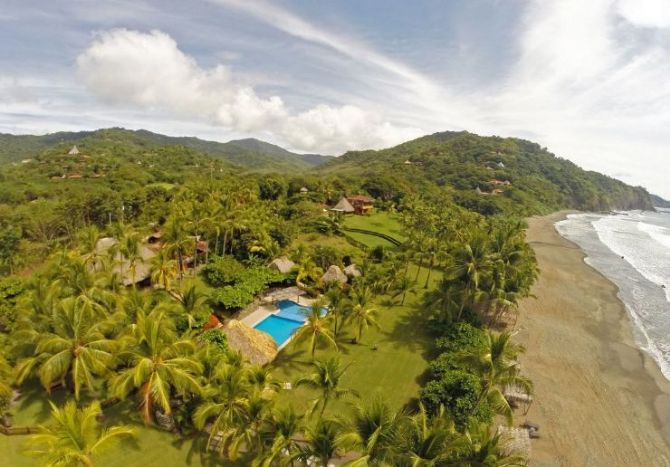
[300,186,309,192]
[497,426,531,458]
[269,256,295,274]
[68,145,80,155]
[344,264,362,278]
[220,320,277,366]
[322,265,347,284]
[94,237,157,286]
[330,197,355,213]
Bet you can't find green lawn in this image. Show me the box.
[270,264,439,417]
[342,212,406,249]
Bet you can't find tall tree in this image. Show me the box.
[24,401,135,467]
[295,357,357,417]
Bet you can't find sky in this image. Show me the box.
[1,0,670,198]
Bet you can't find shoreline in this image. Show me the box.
[516,212,670,466]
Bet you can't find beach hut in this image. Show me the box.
[344,264,362,278]
[300,186,309,194]
[269,256,296,274]
[322,265,347,284]
[220,320,278,366]
[330,197,355,214]
[68,145,80,155]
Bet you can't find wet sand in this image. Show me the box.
[516,212,670,466]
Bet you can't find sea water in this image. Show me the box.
[556,209,670,380]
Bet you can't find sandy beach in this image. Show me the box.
[516,212,670,466]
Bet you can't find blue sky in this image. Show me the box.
[2,0,670,198]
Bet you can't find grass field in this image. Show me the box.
[342,212,406,249]
[270,264,438,417]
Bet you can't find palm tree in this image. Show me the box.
[446,233,493,321]
[192,364,252,458]
[325,286,349,338]
[347,287,380,344]
[299,419,344,467]
[256,405,303,467]
[111,310,202,423]
[463,331,532,425]
[15,296,117,400]
[459,422,528,466]
[338,397,404,466]
[119,230,142,287]
[24,400,135,467]
[169,282,211,330]
[291,301,337,358]
[295,357,357,418]
[164,217,194,280]
[396,404,463,466]
[150,248,178,290]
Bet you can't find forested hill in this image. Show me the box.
[317,131,653,214]
[0,128,333,172]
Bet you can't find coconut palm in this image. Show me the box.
[256,405,303,467]
[163,217,194,280]
[459,422,528,466]
[169,282,211,330]
[111,310,202,423]
[338,397,405,466]
[15,296,117,400]
[24,400,135,467]
[463,331,532,425]
[192,364,252,458]
[291,301,337,358]
[150,248,178,290]
[299,419,344,467]
[347,287,380,345]
[119,230,142,287]
[325,286,349,337]
[395,404,463,466]
[295,357,357,418]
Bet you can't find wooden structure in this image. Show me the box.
[346,195,374,215]
[330,197,355,214]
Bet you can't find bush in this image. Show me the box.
[202,256,245,287]
[420,370,492,429]
[210,267,288,310]
[434,322,486,355]
[312,245,340,270]
[200,329,228,351]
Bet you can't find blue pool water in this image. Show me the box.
[253,300,326,347]
[254,315,304,347]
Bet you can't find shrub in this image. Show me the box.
[202,256,245,287]
[210,267,288,310]
[420,370,492,429]
[434,322,486,355]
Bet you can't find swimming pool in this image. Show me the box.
[253,300,324,347]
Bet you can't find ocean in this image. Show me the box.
[556,209,670,380]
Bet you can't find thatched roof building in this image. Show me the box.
[269,256,295,274]
[344,264,362,278]
[220,320,277,366]
[497,426,531,458]
[68,145,80,155]
[322,265,347,284]
[330,197,355,214]
[94,237,157,286]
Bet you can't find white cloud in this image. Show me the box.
[616,0,670,29]
[76,28,421,153]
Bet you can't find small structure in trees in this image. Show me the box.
[299,186,309,194]
[68,145,80,155]
[347,195,375,215]
[322,265,347,284]
[330,197,355,215]
[268,256,296,274]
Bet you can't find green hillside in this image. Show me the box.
[0,128,333,172]
[317,131,653,215]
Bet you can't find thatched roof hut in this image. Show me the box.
[68,145,80,155]
[330,197,355,214]
[344,264,362,278]
[497,426,531,458]
[322,265,347,284]
[504,384,533,408]
[94,237,157,286]
[220,320,277,366]
[269,256,295,274]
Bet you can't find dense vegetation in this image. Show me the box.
[0,127,652,465]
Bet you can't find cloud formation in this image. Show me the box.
[77,29,421,153]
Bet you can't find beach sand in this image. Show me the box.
[516,212,670,466]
